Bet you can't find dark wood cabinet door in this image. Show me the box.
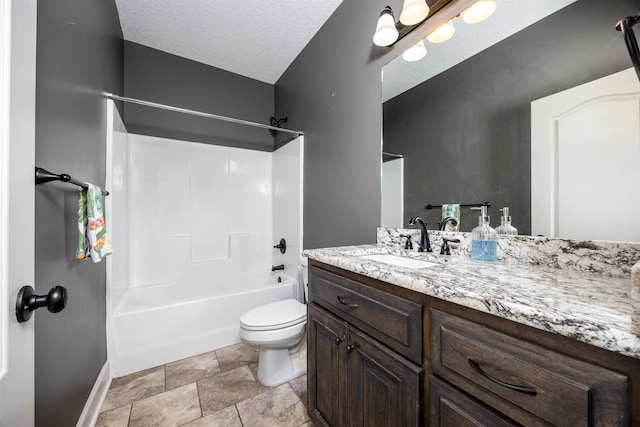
[347,326,423,427]
[308,303,347,427]
[430,376,521,427]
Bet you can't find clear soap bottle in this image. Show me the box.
[495,207,518,235]
[470,206,496,262]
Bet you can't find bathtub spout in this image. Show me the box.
[272,264,285,271]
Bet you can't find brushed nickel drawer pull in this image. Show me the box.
[468,358,537,396]
[336,295,358,308]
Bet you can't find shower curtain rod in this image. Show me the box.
[108,94,303,137]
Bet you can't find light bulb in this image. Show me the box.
[400,0,430,26]
[427,20,455,43]
[462,0,497,24]
[402,40,427,62]
[373,7,399,46]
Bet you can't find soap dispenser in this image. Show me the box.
[496,207,518,235]
[470,206,497,262]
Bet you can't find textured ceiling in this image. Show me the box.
[383,0,578,102]
[115,0,344,85]
[116,0,577,91]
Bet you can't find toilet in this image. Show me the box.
[239,263,308,386]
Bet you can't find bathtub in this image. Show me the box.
[108,271,297,377]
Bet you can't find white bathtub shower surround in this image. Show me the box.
[105,100,304,377]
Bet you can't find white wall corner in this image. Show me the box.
[76,360,112,427]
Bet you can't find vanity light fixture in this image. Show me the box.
[426,20,456,43]
[373,0,497,49]
[462,0,497,24]
[400,0,430,26]
[373,6,399,46]
[402,40,427,61]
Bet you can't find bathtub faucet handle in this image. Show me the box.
[271,264,285,272]
[273,238,287,254]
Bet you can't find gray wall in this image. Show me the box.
[34,0,123,425]
[384,0,639,234]
[120,0,440,250]
[124,42,276,151]
[275,0,402,249]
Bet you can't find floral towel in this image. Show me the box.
[76,184,113,262]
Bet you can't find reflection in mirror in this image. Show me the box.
[382,153,404,228]
[531,68,640,241]
[381,0,640,241]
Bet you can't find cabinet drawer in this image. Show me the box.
[430,309,628,427]
[309,266,422,364]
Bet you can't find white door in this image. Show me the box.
[0,0,37,425]
[531,68,640,241]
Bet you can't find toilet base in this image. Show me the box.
[257,338,307,387]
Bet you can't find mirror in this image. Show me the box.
[381,0,640,241]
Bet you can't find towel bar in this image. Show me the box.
[425,202,489,210]
[35,167,110,196]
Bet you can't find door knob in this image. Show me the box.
[15,285,68,323]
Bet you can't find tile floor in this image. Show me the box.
[96,343,314,427]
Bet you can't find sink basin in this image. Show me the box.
[359,254,440,269]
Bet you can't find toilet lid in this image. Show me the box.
[240,299,306,331]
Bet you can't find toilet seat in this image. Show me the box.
[240,299,306,331]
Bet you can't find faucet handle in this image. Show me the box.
[399,234,413,250]
[439,238,461,255]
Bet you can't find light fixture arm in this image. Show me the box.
[616,15,640,81]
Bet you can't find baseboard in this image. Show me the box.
[76,360,112,427]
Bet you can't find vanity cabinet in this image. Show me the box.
[307,260,640,426]
[307,266,423,427]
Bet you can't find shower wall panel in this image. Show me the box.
[119,133,273,291]
[272,137,304,273]
[107,104,130,309]
[189,143,229,262]
[129,135,191,287]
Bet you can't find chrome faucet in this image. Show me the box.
[409,216,432,252]
[439,216,459,231]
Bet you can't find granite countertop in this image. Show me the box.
[303,244,640,360]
